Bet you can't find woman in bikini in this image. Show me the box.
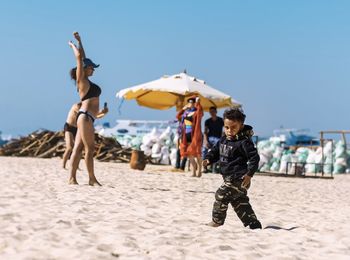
[68,32,108,186]
[62,102,81,169]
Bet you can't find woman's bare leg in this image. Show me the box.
[77,152,82,170]
[63,132,74,169]
[69,129,83,184]
[196,156,202,177]
[189,156,197,177]
[79,116,101,186]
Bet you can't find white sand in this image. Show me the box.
[0,157,349,259]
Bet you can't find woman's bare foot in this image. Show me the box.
[206,221,222,227]
[89,179,102,186]
[197,172,202,178]
[69,177,78,185]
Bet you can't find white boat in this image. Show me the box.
[96,120,178,137]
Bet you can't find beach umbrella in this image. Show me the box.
[116,71,240,111]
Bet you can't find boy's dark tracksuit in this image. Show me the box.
[205,125,262,229]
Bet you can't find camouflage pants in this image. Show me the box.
[212,179,259,226]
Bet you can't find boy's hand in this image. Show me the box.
[202,159,210,167]
[242,175,251,189]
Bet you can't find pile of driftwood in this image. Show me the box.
[0,129,137,163]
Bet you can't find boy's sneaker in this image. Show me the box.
[249,221,262,229]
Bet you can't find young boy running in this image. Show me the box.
[203,108,262,229]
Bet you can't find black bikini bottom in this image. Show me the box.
[64,122,77,137]
[76,110,96,123]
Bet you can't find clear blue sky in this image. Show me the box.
[0,0,349,137]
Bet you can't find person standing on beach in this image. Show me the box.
[68,32,108,186]
[202,106,224,173]
[177,96,203,177]
[203,108,262,229]
[62,102,82,169]
[171,118,188,172]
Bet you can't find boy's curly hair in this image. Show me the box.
[223,107,246,123]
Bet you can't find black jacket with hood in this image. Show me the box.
[205,125,260,180]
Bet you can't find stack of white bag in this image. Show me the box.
[169,134,178,167]
[258,138,350,174]
[305,141,348,174]
[116,134,143,149]
[140,127,176,165]
[333,141,348,174]
[257,137,282,172]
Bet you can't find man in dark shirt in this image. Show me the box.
[202,106,224,173]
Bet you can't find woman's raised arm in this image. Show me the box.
[73,32,86,59]
[68,40,84,83]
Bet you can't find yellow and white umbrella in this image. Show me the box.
[116,72,240,111]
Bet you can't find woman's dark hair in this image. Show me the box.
[223,107,246,123]
[70,67,77,81]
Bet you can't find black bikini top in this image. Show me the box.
[81,80,101,101]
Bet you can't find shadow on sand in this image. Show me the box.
[264,225,298,231]
[186,190,215,194]
[140,187,215,194]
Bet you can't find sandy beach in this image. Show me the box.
[0,156,349,259]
